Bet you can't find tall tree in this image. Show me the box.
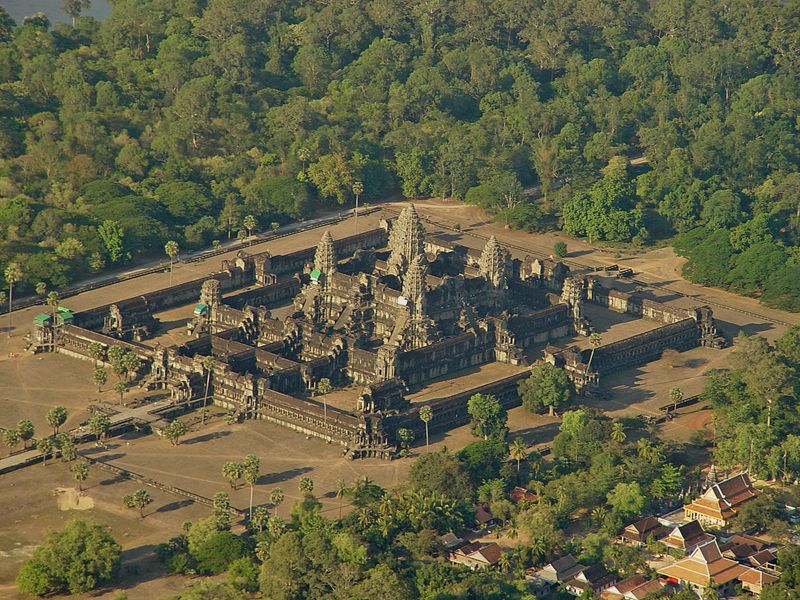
[243,453,260,520]
[419,405,433,450]
[164,240,179,285]
[4,262,21,337]
[509,437,527,473]
[466,393,507,440]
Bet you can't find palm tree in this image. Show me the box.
[222,461,244,489]
[201,356,215,425]
[35,281,46,296]
[17,419,34,448]
[123,489,153,518]
[419,405,433,450]
[270,488,284,516]
[352,180,364,233]
[610,421,626,443]
[88,342,105,367]
[114,381,127,405]
[46,291,60,322]
[509,437,527,473]
[335,478,351,519]
[317,377,332,429]
[89,413,111,446]
[3,428,20,456]
[299,476,314,496]
[164,241,179,285]
[244,453,260,520]
[71,460,89,493]
[4,261,21,336]
[37,437,53,466]
[46,406,68,435]
[497,552,512,573]
[243,215,257,246]
[586,332,602,372]
[669,387,683,413]
[93,367,108,392]
[297,146,310,172]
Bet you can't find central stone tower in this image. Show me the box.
[387,204,425,279]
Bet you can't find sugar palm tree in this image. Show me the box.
[352,180,364,232]
[88,342,105,367]
[46,406,67,435]
[244,454,260,520]
[299,476,314,496]
[317,378,332,429]
[610,421,626,443]
[222,461,244,489]
[270,488,284,516]
[419,405,433,450]
[335,478,352,519]
[37,437,53,466]
[509,437,527,473]
[243,215,257,246]
[164,241,179,285]
[669,387,683,413]
[4,261,21,336]
[71,460,89,493]
[586,332,602,372]
[3,428,20,456]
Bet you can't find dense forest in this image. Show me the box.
[1,0,799,309]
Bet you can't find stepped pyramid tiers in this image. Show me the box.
[479,235,508,289]
[401,253,428,315]
[313,230,336,281]
[387,204,426,277]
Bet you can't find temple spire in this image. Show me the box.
[402,253,428,314]
[388,204,426,277]
[313,230,336,278]
[479,235,507,289]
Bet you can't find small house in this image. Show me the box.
[449,542,503,570]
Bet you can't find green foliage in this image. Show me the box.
[518,363,573,415]
[192,531,245,575]
[466,393,507,440]
[16,519,120,595]
[457,439,506,487]
[409,449,474,501]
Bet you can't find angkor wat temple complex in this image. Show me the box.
[30,206,722,458]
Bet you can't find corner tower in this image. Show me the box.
[479,235,508,289]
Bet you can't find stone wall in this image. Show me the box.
[587,280,693,324]
[225,278,301,310]
[384,371,529,440]
[589,318,701,374]
[75,262,252,330]
[59,324,152,362]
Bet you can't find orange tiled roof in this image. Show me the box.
[685,473,759,522]
[657,541,748,586]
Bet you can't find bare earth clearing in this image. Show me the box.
[0,202,796,597]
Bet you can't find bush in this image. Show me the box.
[553,241,567,258]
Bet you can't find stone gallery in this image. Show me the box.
[29,206,722,458]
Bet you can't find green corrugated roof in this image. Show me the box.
[33,314,51,325]
[194,303,208,315]
[310,268,321,280]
